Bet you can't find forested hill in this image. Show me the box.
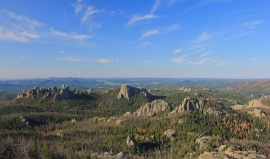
[0,84,270,158]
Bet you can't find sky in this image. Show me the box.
[0,0,270,79]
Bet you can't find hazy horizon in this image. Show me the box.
[1,0,270,78]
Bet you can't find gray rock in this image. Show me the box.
[204,108,224,117]
[126,136,139,149]
[116,151,127,158]
[134,100,172,116]
[170,98,206,114]
[248,108,266,117]
[118,84,151,99]
[59,84,71,99]
[164,129,177,139]
[195,136,211,149]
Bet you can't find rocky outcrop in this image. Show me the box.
[59,84,71,99]
[248,99,265,108]
[195,136,211,149]
[164,129,177,139]
[126,136,139,149]
[134,100,172,116]
[198,145,267,159]
[91,151,127,159]
[170,98,206,114]
[248,108,266,117]
[16,84,92,102]
[117,84,151,99]
[204,108,224,117]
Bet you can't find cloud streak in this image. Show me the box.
[140,24,181,39]
[0,10,93,44]
[50,29,92,40]
[126,14,159,26]
[141,30,159,39]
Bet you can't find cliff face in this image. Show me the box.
[117,84,151,100]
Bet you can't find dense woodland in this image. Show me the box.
[0,83,270,158]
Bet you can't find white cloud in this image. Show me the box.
[141,30,159,39]
[245,20,265,29]
[189,58,212,65]
[151,0,161,14]
[200,52,210,57]
[141,24,181,39]
[173,49,182,54]
[188,0,231,11]
[197,32,217,42]
[81,6,98,24]
[126,14,159,26]
[59,56,85,62]
[98,58,110,63]
[172,55,187,64]
[216,61,231,66]
[146,60,156,63]
[0,10,44,42]
[50,29,92,40]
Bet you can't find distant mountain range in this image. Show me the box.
[0,77,269,93]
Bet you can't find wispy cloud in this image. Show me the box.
[72,2,84,15]
[188,0,232,11]
[173,49,182,54]
[195,31,222,42]
[141,30,159,39]
[151,0,161,14]
[58,56,86,62]
[200,52,210,57]
[244,20,265,29]
[141,24,181,39]
[172,55,187,64]
[216,61,231,66]
[126,14,159,26]
[0,10,43,42]
[189,57,213,65]
[72,1,103,29]
[98,58,110,63]
[50,29,92,40]
[0,10,93,44]
[81,6,99,24]
[133,60,156,63]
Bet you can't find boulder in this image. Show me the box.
[164,129,177,139]
[123,112,131,117]
[195,136,211,149]
[134,100,172,116]
[117,84,151,99]
[219,145,227,152]
[198,152,230,159]
[126,136,139,149]
[116,151,127,158]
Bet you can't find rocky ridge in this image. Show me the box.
[16,84,92,102]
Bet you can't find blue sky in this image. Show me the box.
[0,0,269,78]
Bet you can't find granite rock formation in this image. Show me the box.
[170,98,206,114]
[134,100,172,116]
[16,84,92,102]
[117,84,151,99]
